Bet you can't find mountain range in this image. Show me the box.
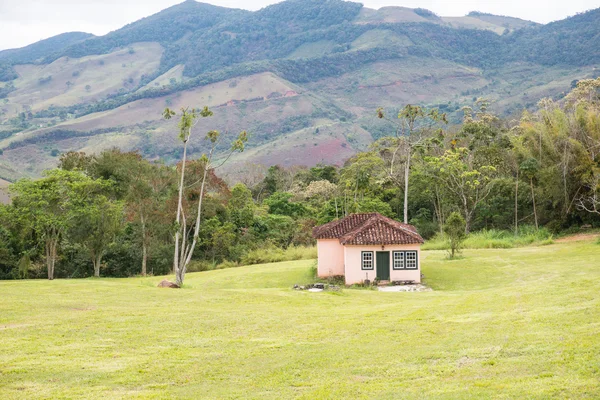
[0,0,599,181]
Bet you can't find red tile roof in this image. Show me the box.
[313,213,424,245]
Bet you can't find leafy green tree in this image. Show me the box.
[253,214,297,249]
[58,151,95,172]
[261,165,294,198]
[70,193,123,277]
[264,192,307,218]
[347,196,394,217]
[339,152,384,204]
[198,217,236,263]
[375,105,447,223]
[15,255,31,280]
[9,170,98,279]
[296,164,339,186]
[0,205,19,279]
[302,179,339,218]
[445,212,466,259]
[426,148,496,233]
[228,183,255,230]
[121,155,173,276]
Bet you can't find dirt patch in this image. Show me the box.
[555,233,600,243]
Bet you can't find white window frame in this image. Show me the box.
[361,251,374,270]
[405,251,418,270]
[392,251,405,270]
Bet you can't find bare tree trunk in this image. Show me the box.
[140,213,147,276]
[178,158,211,287]
[403,147,411,224]
[562,145,569,217]
[46,235,58,280]
[173,140,189,275]
[51,239,57,280]
[531,177,539,230]
[93,252,102,277]
[344,192,348,216]
[46,241,51,280]
[462,195,471,234]
[464,214,472,235]
[434,186,444,234]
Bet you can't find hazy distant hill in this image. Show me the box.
[0,32,94,80]
[0,0,598,180]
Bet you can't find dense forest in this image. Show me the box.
[1,79,598,281]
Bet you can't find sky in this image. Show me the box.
[1,0,598,51]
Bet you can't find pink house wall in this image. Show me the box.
[317,239,345,277]
[344,244,421,285]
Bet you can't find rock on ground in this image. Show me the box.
[378,284,432,292]
[158,280,180,288]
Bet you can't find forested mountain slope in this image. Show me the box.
[0,0,598,180]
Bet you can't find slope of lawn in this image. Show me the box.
[1,240,599,399]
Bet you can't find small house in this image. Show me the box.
[313,213,424,285]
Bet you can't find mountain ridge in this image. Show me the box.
[0,1,598,181]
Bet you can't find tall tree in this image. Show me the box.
[164,106,214,281]
[375,105,447,223]
[339,152,384,213]
[70,192,123,277]
[165,107,247,287]
[124,157,173,276]
[519,158,540,230]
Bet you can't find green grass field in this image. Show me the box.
[1,240,599,399]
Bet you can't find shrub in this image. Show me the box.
[241,245,316,266]
[13,255,30,279]
[216,260,240,270]
[422,225,553,250]
[421,234,450,251]
[309,261,317,279]
[445,212,466,259]
[187,260,217,272]
[466,226,552,248]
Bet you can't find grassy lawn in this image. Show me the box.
[1,241,599,399]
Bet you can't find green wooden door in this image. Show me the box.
[376,251,390,281]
